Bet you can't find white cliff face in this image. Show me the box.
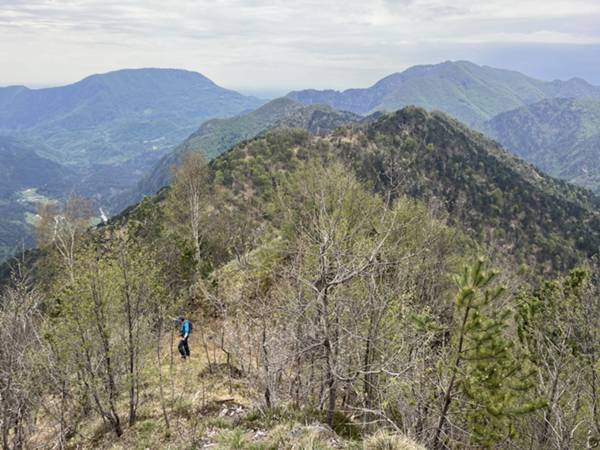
[99,208,108,223]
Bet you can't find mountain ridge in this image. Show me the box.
[5,107,600,450]
[117,97,362,209]
[287,60,600,126]
[173,106,600,272]
[483,97,600,192]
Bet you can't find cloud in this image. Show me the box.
[0,0,599,88]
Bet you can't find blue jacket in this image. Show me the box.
[180,319,190,338]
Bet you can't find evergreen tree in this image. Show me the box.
[433,259,542,449]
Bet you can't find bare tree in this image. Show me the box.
[35,194,93,281]
[0,265,44,450]
[219,161,459,435]
[166,152,211,268]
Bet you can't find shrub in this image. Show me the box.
[364,430,426,450]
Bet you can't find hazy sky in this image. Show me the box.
[1,0,600,94]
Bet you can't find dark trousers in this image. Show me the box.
[178,336,190,358]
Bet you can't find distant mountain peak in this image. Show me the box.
[287,61,600,125]
[0,67,266,260]
[80,67,215,83]
[9,68,216,92]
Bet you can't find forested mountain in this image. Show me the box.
[6,63,599,265]
[6,105,600,449]
[287,62,600,198]
[287,60,600,126]
[0,68,264,262]
[204,107,600,272]
[483,97,600,192]
[120,97,361,207]
[0,68,264,167]
[0,136,75,260]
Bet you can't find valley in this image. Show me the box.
[0,68,264,259]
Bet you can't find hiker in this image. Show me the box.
[176,316,192,360]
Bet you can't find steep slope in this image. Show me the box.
[483,97,600,192]
[0,136,75,261]
[287,61,600,126]
[119,98,361,208]
[0,136,74,197]
[208,107,600,272]
[7,109,600,450]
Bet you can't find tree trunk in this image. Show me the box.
[325,337,337,427]
[156,312,170,432]
[91,275,122,437]
[120,252,138,426]
[432,302,471,450]
[261,325,272,409]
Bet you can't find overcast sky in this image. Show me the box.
[1,0,600,94]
